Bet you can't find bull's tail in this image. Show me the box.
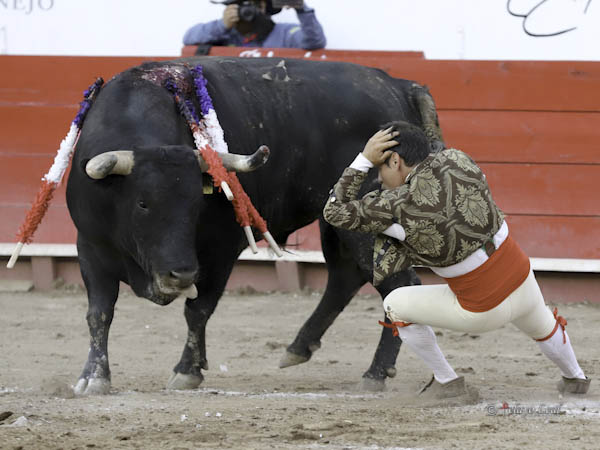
[410,83,445,153]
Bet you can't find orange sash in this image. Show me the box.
[444,236,530,313]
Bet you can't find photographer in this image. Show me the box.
[183,0,326,50]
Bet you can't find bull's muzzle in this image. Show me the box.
[85,146,270,180]
[154,270,199,300]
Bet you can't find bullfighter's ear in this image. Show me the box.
[429,139,445,154]
[86,151,134,179]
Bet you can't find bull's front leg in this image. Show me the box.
[166,293,220,389]
[73,242,120,395]
[166,256,236,390]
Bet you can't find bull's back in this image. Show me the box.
[189,57,421,221]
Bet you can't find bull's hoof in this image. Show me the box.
[73,377,111,396]
[166,372,203,390]
[359,376,386,392]
[279,351,309,369]
[280,342,320,369]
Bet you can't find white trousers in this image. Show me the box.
[383,270,556,340]
[384,270,586,380]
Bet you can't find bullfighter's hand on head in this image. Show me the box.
[362,128,400,167]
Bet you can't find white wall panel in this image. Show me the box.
[1,0,597,60]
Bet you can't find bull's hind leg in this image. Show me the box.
[362,269,421,391]
[280,220,421,391]
[73,240,120,396]
[329,230,420,391]
[280,220,370,369]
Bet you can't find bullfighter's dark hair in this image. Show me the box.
[380,120,430,167]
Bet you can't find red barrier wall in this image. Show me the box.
[1,50,599,261]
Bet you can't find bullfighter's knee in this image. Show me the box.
[383,287,413,323]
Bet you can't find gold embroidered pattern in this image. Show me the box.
[455,184,490,227]
[410,168,441,206]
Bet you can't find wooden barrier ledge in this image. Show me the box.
[1,243,599,303]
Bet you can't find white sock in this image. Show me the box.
[397,324,458,384]
[537,329,585,379]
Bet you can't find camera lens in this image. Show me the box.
[239,2,257,21]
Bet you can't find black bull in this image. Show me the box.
[66,57,444,395]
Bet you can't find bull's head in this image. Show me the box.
[83,145,269,304]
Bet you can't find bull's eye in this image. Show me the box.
[137,200,148,210]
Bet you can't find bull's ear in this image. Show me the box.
[86,151,135,179]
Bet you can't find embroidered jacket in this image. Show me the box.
[323,148,505,285]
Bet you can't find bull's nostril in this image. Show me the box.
[169,270,197,285]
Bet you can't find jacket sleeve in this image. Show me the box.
[323,167,402,234]
[183,19,232,46]
[281,8,327,49]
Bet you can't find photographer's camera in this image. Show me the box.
[238,1,259,22]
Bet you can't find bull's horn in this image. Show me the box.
[196,145,270,173]
[85,151,134,179]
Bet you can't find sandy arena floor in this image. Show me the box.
[0,288,599,449]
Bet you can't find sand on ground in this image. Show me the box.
[0,288,599,449]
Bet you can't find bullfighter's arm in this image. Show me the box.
[323,156,408,235]
[183,19,235,46]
